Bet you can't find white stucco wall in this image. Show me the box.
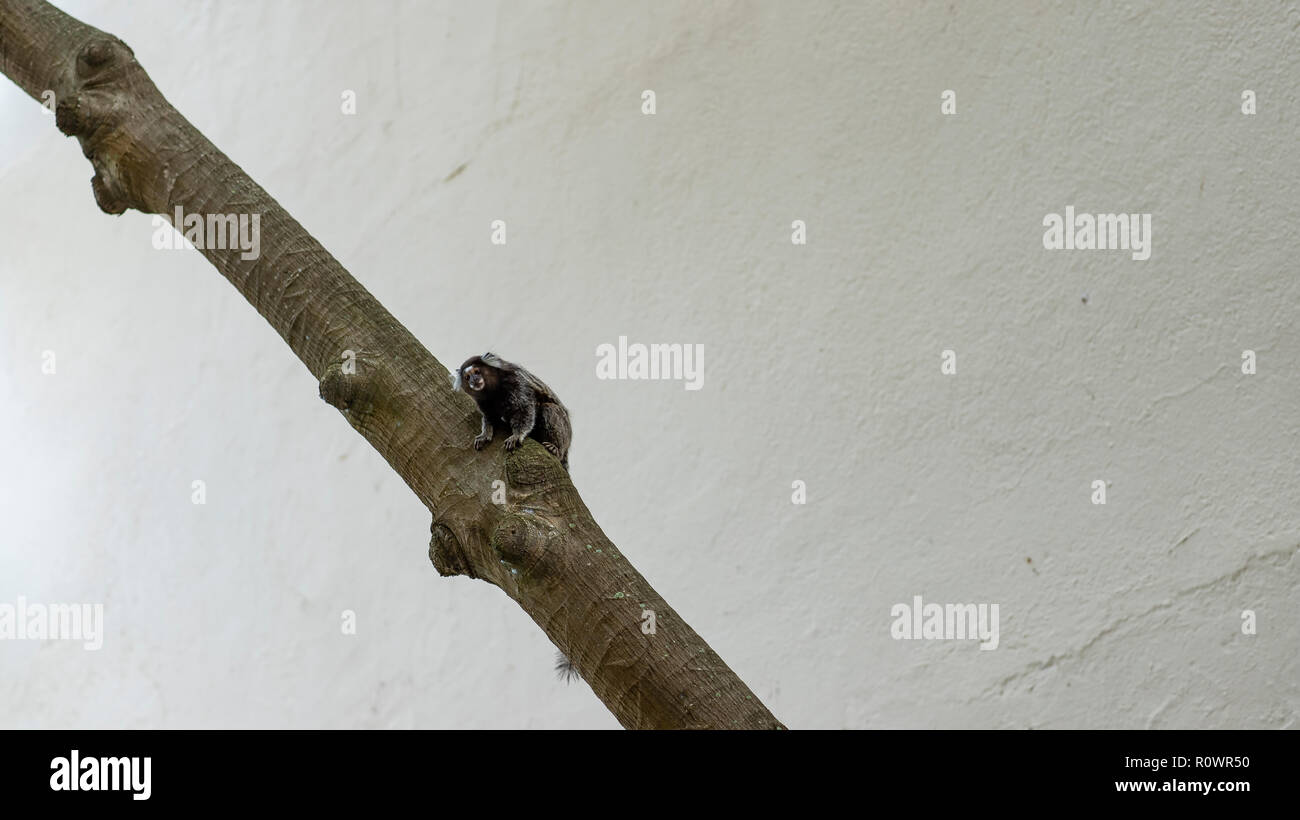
[1,0,1296,729]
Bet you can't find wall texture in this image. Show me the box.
[1,0,1296,729]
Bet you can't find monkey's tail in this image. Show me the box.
[555,651,582,684]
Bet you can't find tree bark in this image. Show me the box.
[0,0,784,729]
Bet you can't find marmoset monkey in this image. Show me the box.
[456,353,580,683]
[454,352,572,470]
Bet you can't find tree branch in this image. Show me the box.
[0,0,784,729]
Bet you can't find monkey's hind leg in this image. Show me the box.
[541,441,569,471]
[502,405,536,451]
[539,402,571,471]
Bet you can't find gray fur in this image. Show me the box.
[455,352,572,470]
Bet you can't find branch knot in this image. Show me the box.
[429,521,474,578]
[318,352,383,417]
[53,37,144,215]
[490,512,553,575]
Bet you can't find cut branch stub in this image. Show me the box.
[53,36,152,214]
[318,352,389,420]
[429,521,474,579]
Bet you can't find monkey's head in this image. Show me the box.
[454,354,500,397]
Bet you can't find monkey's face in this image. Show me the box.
[462,365,486,392]
[457,358,498,395]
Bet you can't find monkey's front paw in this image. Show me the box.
[503,435,524,451]
[473,434,492,450]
